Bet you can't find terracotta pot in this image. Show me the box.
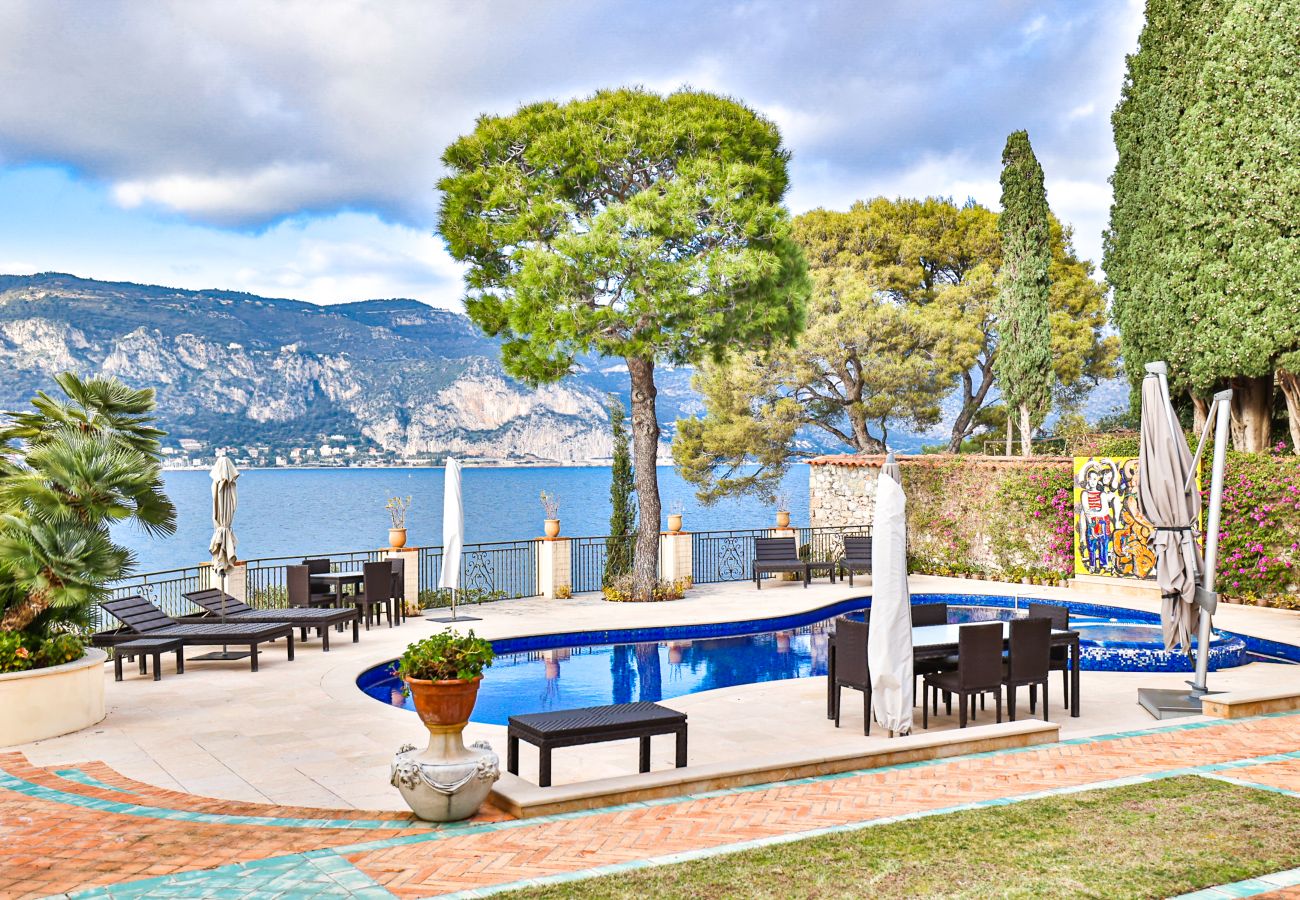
[389,527,408,549]
[667,513,683,533]
[405,675,482,730]
[544,518,561,539]
[776,510,791,529]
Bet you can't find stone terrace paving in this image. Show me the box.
[5,577,1300,897]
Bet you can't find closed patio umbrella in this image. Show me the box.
[868,460,913,736]
[430,458,477,622]
[195,454,249,660]
[1137,363,1203,653]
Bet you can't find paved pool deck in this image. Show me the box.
[4,577,1300,896]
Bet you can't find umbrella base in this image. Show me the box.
[190,650,254,661]
[425,613,481,623]
[1137,687,1222,719]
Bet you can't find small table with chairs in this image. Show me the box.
[826,603,1081,728]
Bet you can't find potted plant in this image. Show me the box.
[775,493,791,530]
[396,629,494,726]
[666,499,684,534]
[390,629,499,822]
[386,495,412,548]
[541,490,561,538]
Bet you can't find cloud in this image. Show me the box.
[0,0,1143,286]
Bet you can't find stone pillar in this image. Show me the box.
[206,560,247,603]
[387,547,421,611]
[659,532,692,583]
[537,537,571,599]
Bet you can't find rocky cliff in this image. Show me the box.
[0,273,696,462]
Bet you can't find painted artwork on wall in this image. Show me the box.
[1073,456,1157,580]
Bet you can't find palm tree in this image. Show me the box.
[0,373,176,640]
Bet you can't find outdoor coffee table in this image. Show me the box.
[826,620,1082,718]
[507,701,688,787]
[113,637,184,682]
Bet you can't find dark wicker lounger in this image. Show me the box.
[181,588,359,650]
[93,595,294,672]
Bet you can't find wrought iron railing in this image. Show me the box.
[106,524,871,626]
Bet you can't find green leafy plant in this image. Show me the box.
[395,629,494,682]
[553,583,573,600]
[385,495,412,529]
[0,373,176,668]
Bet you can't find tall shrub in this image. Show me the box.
[605,396,636,582]
[0,373,176,671]
[995,130,1053,456]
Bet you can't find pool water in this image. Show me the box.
[355,594,1271,725]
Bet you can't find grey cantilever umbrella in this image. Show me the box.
[1137,364,1203,653]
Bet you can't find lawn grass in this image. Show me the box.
[511,776,1300,899]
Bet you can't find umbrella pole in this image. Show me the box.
[1190,389,1232,695]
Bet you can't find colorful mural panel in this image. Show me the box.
[1073,456,1156,580]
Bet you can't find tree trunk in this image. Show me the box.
[1019,403,1033,457]
[1005,412,1013,457]
[947,356,996,453]
[1278,369,1300,455]
[1228,374,1273,452]
[1191,393,1209,437]
[626,356,662,601]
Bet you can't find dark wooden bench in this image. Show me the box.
[113,637,184,682]
[753,536,836,588]
[838,534,873,586]
[507,702,687,787]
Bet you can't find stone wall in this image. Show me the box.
[809,454,1076,578]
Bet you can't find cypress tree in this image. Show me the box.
[605,396,636,582]
[994,130,1053,456]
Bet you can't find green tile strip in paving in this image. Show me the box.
[53,769,136,794]
[1198,772,1300,799]
[65,850,397,899]
[1170,866,1300,899]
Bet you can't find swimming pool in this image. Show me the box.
[356,593,1287,726]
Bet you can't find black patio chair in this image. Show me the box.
[1028,602,1071,709]
[922,622,1003,729]
[911,601,955,702]
[753,537,808,589]
[390,556,406,624]
[1004,616,1052,722]
[838,535,873,586]
[832,617,872,735]
[302,557,335,606]
[356,560,395,629]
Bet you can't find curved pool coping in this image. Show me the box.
[358,593,1297,704]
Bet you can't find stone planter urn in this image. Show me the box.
[775,510,791,529]
[389,527,408,549]
[544,518,561,539]
[391,675,499,822]
[666,513,683,533]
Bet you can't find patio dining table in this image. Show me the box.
[309,569,365,607]
[826,619,1082,719]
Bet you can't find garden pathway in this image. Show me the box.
[4,710,1299,898]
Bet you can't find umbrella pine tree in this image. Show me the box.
[439,88,810,599]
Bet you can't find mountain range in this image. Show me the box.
[0,273,701,463]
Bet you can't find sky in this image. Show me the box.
[0,0,1145,310]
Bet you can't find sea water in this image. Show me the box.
[113,464,810,574]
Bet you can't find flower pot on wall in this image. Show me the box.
[389,527,408,549]
[667,513,683,533]
[775,510,791,529]
[544,518,561,539]
[392,675,499,822]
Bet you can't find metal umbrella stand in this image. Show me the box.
[428,458,479,623]
[1136,362,1232,718]
[193,454,251,661]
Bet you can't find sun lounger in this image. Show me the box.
[182,588,359,650]
[93,595,294,671]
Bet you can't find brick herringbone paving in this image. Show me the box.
[1,716,1298,898]
[1231,758,1300,793]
